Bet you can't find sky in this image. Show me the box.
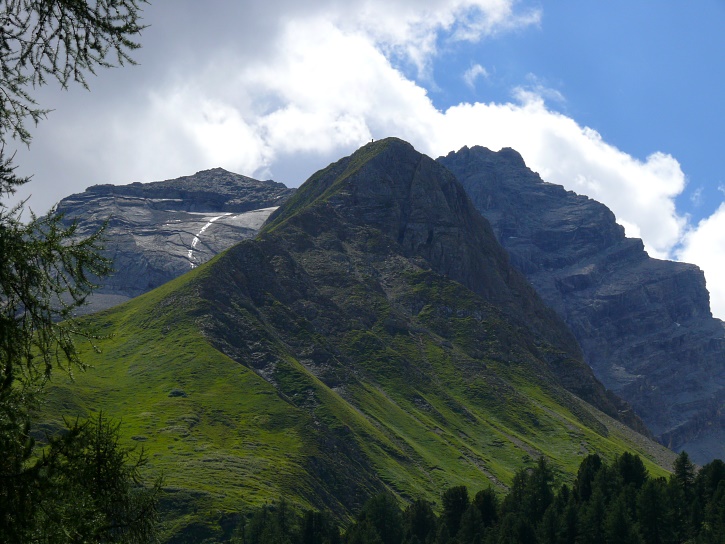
[6,0,725,318]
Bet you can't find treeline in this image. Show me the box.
[232,451,725,544]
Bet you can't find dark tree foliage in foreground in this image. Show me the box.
[232,500,341,544]
[0,1,160,541]
[237,451,725,544]
[3,412,161,542]
[1,0,146,143]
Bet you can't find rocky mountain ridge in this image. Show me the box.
[56,167,293,313]
[44,138,673,540]
[438,145,725,463]
[54,140,725,464]
[260,138,637,424]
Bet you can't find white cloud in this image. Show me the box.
[79,15,688,260]
[677,204,725,318]
[463,64,489,88]
[513,74,566,106]
[325,0,541,75]
[421,95,687,259]
[9,0,537,200]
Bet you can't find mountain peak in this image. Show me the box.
[497,147,527,167]
[262,137,418,233]
[259,139,645,428]
[196,166,233,175]
[268,139,525,305]
[439,145,725,462]
[77,168,290,214]
[42,139,674,538]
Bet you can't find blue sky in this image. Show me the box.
[6,0,725,316]
[428,0,725,225]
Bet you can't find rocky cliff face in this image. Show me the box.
[56,167,294,313]
[260,138,644,431]
[438,146,725,463]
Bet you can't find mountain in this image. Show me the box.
[45,139,674,541]
[438,145,725,463]
[55,167,293,313]
[54,141,725,464]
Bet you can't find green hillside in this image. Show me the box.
[40,139,675,541]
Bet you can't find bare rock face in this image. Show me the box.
[438,145,725,463]
[56,168,294,313]
[260,138,648,433]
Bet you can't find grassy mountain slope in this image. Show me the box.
[42,139,675,541]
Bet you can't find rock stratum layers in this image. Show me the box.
[56,167,293,313]
[438,145,725,463]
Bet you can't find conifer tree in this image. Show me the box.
[348,493,402,544]
[0,0,146,145]
[636,478,670,544]
[0,2,158,541]
[441,485,469,538]
[602,493,641,544]
[402,499,436,544]
[472,487,499,530]
[573,454,602,503]
[576,487,606,544]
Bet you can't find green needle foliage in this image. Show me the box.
[233,451,725,544]
[0,156,162,544]
[0,159,111,391]
[0,0,147,143]
[21,413,161,543]
[0,1,160,541]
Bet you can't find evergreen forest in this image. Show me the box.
[231,451,725,544]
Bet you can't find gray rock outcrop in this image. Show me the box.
[438,145,725,463]
[56,167,294,313]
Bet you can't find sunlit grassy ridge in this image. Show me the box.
[41,139,676,541]
[44,272,320,538]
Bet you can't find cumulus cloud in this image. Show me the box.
[35,12,687,258]
[303,0,541,76]
[421,94,687,258]
[513,74,566,106]
[9,0,539,203]
[677,205,725,318]
[463,64,489,88]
